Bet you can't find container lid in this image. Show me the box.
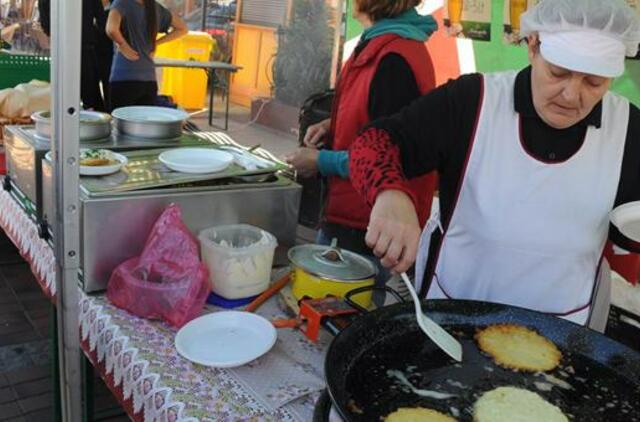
[288,239,377,281]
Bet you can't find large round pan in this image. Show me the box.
[31,110,111,141]
[112,106,188,139]
[324,300,640,421]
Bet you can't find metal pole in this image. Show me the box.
[201,0,208,32]
[50,0,83,419]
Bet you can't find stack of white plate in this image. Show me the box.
[158,148,234,174]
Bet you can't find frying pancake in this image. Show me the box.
[473,386,568,422]
[385,407,457,422]
[475,324,561,372]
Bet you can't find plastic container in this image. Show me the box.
[199,224,277,300]
[155,31,215,110]
[0,53,50,90]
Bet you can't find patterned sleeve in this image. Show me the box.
[350,127,418,208]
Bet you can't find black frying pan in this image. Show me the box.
[324,299,640,421]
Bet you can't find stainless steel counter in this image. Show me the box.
[41,156,301,292]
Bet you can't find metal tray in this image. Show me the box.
[79,147,286,196]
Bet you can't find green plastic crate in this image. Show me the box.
[0,53,50,89]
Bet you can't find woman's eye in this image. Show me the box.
[586,77,606,87]
[550,69,569,78]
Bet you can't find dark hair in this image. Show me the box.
[356,0,422,21]
[143,0,158,49]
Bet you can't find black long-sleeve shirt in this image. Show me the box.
[354,39,421,120]
[39,0,105,47]
[350,67,640,292]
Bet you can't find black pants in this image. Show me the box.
[109,81,158,111]
[81,48,105,111]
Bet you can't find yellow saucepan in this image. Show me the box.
[288,242,377,308]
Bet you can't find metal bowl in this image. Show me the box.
[31,110,112,141]
[111,106,188,139]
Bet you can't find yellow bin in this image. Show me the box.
[156,31,215,110]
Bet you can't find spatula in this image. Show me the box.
[400,272,463,362]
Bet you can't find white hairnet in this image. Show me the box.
[521,0,640,77]
[521,0,640,56]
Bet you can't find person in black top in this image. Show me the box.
[350,0,640,327]
[95,0,114,110]
[39,0,108,111]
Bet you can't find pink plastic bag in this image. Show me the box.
[107,204,210,327]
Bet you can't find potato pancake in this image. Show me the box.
[385,407,457,422]
[473,386,568,422]
[475,324,562,372]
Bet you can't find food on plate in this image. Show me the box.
[80,149,118,167]
[385,407,457,422]
[475,324,561,372]
[473,386,568,422]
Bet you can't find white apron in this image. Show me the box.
[415,71,629,325]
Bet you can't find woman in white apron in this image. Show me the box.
[349,0,640,327]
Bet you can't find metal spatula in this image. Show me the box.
[401,272,463,362]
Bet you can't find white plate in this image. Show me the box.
[79,149,128,176]
[611,201,640,242]
[175,311,277,368]
[112,106,189,123]
[158,148,234,174]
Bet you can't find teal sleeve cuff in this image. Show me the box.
[317,150,350,179]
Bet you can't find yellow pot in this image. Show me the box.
[288,242,377,309]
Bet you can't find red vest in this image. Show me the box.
[325,34,438,230]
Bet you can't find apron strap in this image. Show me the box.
[414,211,442,295]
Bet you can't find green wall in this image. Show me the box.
[473,0,640,106]
[345,0,363,41]
[344,0,640,106]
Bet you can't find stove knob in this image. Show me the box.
[2,175,11,192]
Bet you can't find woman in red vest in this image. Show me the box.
[286,0,438,294]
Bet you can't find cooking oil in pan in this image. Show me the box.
[343,326,640,421]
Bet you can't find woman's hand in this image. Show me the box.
[303,119,331,148]
[118,44,140,61]
[284,147,320,178]
[366,190,421,273]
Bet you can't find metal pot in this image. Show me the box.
[112,106,188,139]
[31,110,112,141]
[288,240,377,309]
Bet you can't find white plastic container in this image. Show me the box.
[198,224,277,299]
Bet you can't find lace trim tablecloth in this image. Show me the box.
[0,188,56,299]
[79,292,326,421]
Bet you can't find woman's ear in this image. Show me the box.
[527,33,540,62]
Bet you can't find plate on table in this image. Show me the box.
[158,148,234,174]
[79,149,128,176]
[175,311,277,368]
[610,201,640,242]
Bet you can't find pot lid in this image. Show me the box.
[288,239,377,281]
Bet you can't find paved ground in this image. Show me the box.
[188,102,300,158]
[0,231,129,421]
